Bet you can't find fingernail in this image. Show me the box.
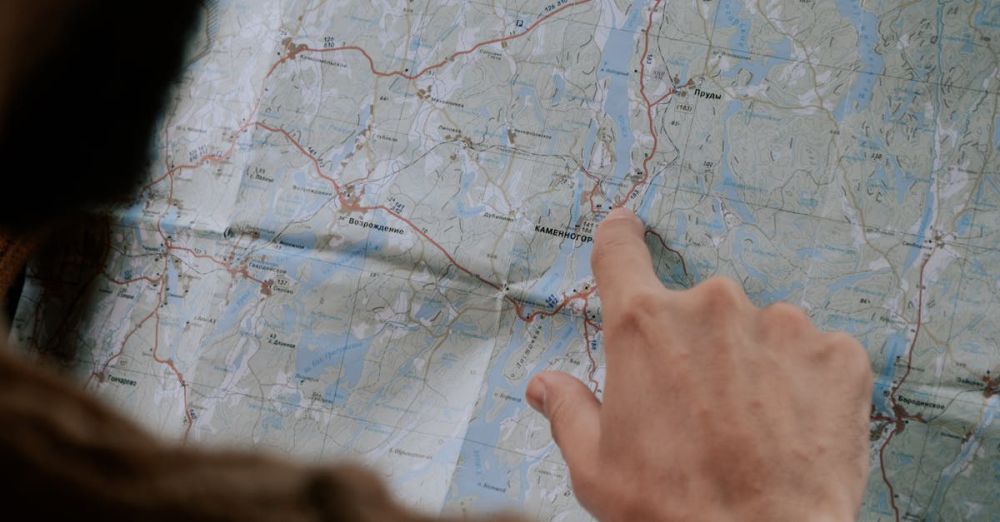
[526,375,547,413]
[605,206,635,221]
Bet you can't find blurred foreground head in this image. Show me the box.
[0,0,201,230]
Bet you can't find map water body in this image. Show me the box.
[12,1,1000,520]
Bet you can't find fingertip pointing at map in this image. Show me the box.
[525,374,546,413]
[603,206,636,222]
[592,207,659,306]
[596,207,644,239]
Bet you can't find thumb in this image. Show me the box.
[526,372,601,477]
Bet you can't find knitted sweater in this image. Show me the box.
[0,229,526,522]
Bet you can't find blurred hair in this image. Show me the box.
[0,1,202,230]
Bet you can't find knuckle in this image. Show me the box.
[825,332,871,377]
[826,331,862,354]
[609,289,663,330]
[762,302,812,332]
[694,276,745,310]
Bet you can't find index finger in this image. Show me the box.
[591,207,663,310]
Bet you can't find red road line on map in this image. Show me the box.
[253,122,499,289]
[525,286,588,323]
[579,164,606,213]
[878,432,900,520]
[370,204,504,292]
[93,115,266,432]
[372,196,597,324]
[145,0,595,319]
[256,0,683,390]
[254,122,344,193]
[148,305,194,440]
[872,251,999,521]
[274,0,593,81]
[141,103,263,194]
[256,120,600,324]
[101,0,602,435]
[581,298,599,390]
[142,0,595,292]
[875,252,932,522]
[651,83,688,107]
[889,256,930,402]
[152,155,266,287]
[94,291,162,380]
[614,0,695,208]
[619,0,663,207]
[95,257,199,440]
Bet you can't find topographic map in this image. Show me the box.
[11,0,1000,520]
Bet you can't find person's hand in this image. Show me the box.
[525,207,873,521]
